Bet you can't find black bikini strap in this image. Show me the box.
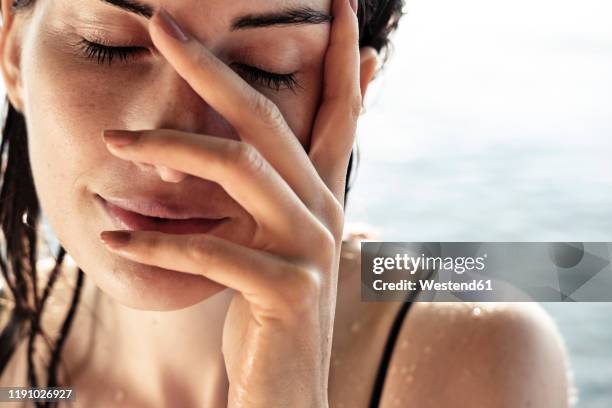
[368,292,417,408]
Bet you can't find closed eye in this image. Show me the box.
[78,39,301,92]
[232,63,301,93]
[78,38,147,65]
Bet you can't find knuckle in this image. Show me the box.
[278,264,322,317]
[292,214,338,263]
[322,224,338,253]
[249,222,273,251]
[312,222,337,261]
[312,190,345,243]
[248,92,285,130]
[233,142,266,174]
[275,263,322,321]
[186,236,215,264]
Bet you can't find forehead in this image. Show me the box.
[96,0,332,25]
[71,0,333,48]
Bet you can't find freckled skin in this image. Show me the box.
[18,0,329,310]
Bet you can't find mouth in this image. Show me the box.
[96,194,229,235]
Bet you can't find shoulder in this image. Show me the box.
[380,302,573,408]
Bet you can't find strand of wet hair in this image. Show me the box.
[27,247,65,408]
[44,266,84,408]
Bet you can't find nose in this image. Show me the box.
[133,68,227,183]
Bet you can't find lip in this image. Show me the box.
[96,194,229,234]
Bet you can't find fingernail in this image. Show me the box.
[103,130,141,147]
[349,0,358,14]
[157,8,190,42]
[100,231,132,249]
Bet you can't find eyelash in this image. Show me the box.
[79,38,146,65]
[233,64,301,93]
[78,38,301,92]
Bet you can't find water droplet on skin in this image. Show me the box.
[472,307,482,317]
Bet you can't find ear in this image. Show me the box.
[0,0,26,112]
[358,46,380,103]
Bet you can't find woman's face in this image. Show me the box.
[8,0,332,310]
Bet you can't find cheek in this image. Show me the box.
[22,33,107,230]
[21,32,140,225]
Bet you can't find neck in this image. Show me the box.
[62,255,233,407]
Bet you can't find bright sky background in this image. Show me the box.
[347,0,612,243]
[357,0,612,161]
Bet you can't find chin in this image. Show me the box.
[91,253,227,311]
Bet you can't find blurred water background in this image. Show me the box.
[345,0,612,406]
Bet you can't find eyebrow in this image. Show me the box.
[99,0,154,19]
[98,0,332,30]
[231,7,332,30]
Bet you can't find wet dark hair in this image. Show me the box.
[0,0,405,405]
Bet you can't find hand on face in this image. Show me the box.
[99,0,361,405]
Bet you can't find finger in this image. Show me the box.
[100,230,322,316]
[148,9,331,218]
[309,0,362,203]
[103,128,326,256]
